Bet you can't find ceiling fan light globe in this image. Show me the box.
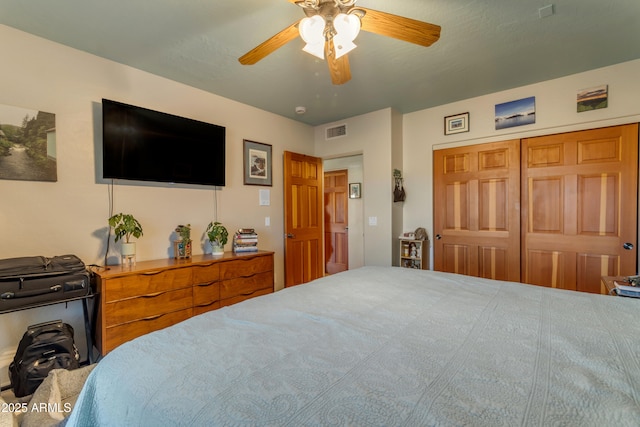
[333,37,356,59]
[303,42,325,59]
[299,15,325,44]
[334,13,361,42]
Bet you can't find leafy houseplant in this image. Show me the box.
[108,213,143,243]
[206,221,228,255]
[108,213,143,263]
[175,224,191,241]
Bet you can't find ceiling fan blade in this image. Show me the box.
[239,21,301,65]
[358,7,441,47]
[325,42,351,85]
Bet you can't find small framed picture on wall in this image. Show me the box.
[243,139,272,186]
[349,182,361,199]
[444,112,469,135]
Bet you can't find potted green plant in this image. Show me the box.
[174,224,192,259]
[206,221,228,256]
[108,213,143,261]
[175,224,191,242]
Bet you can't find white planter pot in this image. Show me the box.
[121,242,136,256]
[211,243,224,256]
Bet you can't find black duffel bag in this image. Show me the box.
[9,320,80,397]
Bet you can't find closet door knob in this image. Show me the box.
[623,242,634,250]
[435,234,442,240]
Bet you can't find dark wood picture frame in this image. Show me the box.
[243,139,272,186]
[444,112,470,135]
[349,182,361,199]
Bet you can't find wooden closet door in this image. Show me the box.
[433,140,521,281]
[521,124,638,293]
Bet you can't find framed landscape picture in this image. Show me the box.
[349,182,361,199]
[495,96,536,130]
[444,112,469,135]
[0,103,57,182]
[577,84,608,112]
[243,139,272,186]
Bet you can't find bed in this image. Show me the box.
[65,266,640,426]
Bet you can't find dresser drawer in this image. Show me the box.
[191,262,220,285]
[193,300,221,316]
[104,308,192,353]
[220,288,272,308]
[103,267,192,302]
[105,287,193,326]
[220,254,273,280]
[220,271,274,300]
[193,281,220,309]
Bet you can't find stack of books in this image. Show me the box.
[233,228,258,253]
[613,278,640,298]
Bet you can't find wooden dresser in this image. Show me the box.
[93,251,274,355]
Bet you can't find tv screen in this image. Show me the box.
[102,99,225,186]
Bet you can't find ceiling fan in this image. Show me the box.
[239,0,441,85]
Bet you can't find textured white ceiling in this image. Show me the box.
[1,0,639,125]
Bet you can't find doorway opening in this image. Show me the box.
[323,155,364,274]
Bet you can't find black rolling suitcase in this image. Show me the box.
[0,255,90,312]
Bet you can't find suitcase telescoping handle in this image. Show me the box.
[1,284,62,300]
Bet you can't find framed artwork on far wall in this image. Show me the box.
[243,139,272,186]
[0,103,57,182]
[444,112,469,135]
[349,182,361,199]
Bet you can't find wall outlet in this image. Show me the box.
[368,216,378,226]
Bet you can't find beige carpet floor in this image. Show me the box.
[1,365,94,427]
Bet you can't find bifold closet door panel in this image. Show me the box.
[521,123,638,293]
[433,139,521,282]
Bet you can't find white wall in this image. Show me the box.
[314,109,396,267]
[403,59,640,269]
[0,25,314,359]
[391,109,404,266]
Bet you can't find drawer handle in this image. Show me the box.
[141,270,165,276]
[196,281,218,287]
[193,262,217,268]
[195,301,218,308]
[142,291,167,298]
[141,313,164,321]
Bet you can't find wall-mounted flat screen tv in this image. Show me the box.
[102,99,225,186]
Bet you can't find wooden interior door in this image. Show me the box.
[324,170,349,274]
[521,124,638,293]
[283,151,324,287]
[433,140,521,281]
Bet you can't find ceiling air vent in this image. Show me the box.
[325,124,347,140]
